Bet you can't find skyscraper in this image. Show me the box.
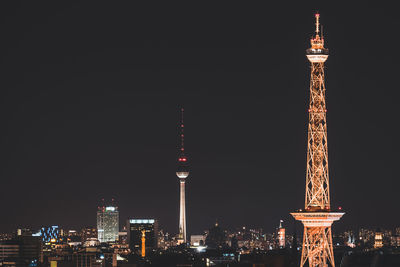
[278,220,285,248]
[176,108,189,244]
[127,219,158,255]
[291,14,344,267]
[40,226,61,244]
[97,200,119,243]
[374,229,383,249]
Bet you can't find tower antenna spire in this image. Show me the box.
[315,12,320,34]
[180,107,185,154]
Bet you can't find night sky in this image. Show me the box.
[0,2,398,235]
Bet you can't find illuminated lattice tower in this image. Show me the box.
[291,14,344,267]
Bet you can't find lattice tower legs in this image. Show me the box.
[300,226,334,267]
[305,62,330,210]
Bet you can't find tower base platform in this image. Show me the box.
[291,211,344,267]
[291,211,344,227]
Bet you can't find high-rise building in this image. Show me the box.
[0,243,19,265]
[176,108,189,244]
[374,229,383,248]
[0,235,41,266]
[40,226,61,244]
[126,219,158,255]
[81,227,98,243]
[277,220,285,248]
[97,201,119,243]
[291,13,344,267]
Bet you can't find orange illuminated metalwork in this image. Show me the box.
[291,14,344,267]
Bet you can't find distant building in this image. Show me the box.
[67,230,79,237]
[277,220,285,248]
[391,235,400,247]
[41,226,61,244]
[0,233,14,241]
[118,231,127,244]
[0,235,41,266]
[65,230,81,246]
[359,228,375,247]
[16,228,33,237]
[0,242,19,262]
[72,247,115,267]
[97,203,119,243]
[374,229,383,248]
[344,230,356,248]
[190,235,205,246]
[127,219,158,255]
[158,230,176,249]
[81,227,98,243]
[205,222,226,249]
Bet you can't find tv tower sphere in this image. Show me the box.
[176,171,189,179]
[176,167,189,179]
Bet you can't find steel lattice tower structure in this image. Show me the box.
[176,108,189,244]
[291,14,344,267]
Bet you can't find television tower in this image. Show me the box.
[176,108,189,244]
[291,14,344,267]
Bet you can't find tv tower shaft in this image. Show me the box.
[178,177,186,243]
[176,108,189,244]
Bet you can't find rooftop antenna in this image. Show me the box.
[315,13,320,34]
[180,107,185,155]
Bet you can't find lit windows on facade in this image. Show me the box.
[127,219,158,255]
[40,226,61,244]
[97,206,119,243]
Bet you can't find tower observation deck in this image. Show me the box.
[291,14,344,267]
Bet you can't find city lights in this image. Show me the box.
[0,4,398,267]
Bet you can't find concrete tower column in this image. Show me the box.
[179,178,186,243]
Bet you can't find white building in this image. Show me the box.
[97,205,119,243]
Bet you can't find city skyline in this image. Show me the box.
[0,2,399,236]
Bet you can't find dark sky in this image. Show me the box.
[0,2,399,235]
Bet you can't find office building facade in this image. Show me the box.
[97,205,119,243]
[127,219,158,255]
